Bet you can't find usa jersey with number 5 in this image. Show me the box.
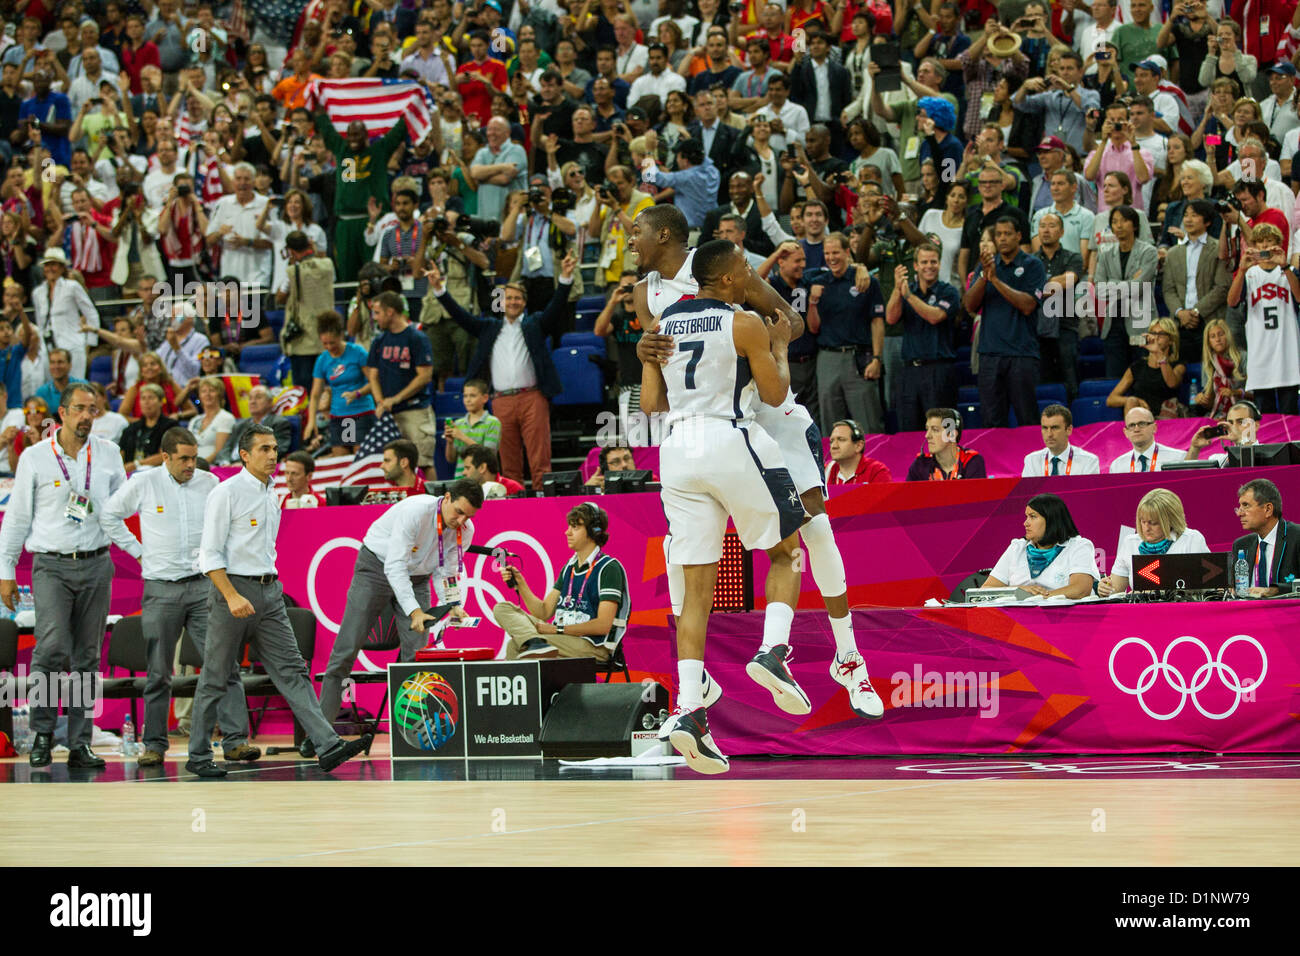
[1244,265,1300,390]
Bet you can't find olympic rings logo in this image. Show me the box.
[1108,636,1267,721]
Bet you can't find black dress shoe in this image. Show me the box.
[29,733,53,768]
[318,734,373,773]
[299,739,316,758]
[67,745,107,769]
[184,759,228,778]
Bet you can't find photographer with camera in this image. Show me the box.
[593,270,647,418]
[501,175,579,316]
[275,230,333,387]
[378,187,428,318]
[1158,0,1212,114]
[1186,400,1261,463]
[414,206,489,389]
[587,165,655,290]
[1226,221,1300,415]
[1083,102,1152,218]
[155,174,206,283]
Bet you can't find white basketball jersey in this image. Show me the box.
[1244,266,1300,390]
[646,250,699,322]
[659,298,756,425]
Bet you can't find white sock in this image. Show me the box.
[830,614,857,658]
[760,602,795,652]
[677,659,705,711]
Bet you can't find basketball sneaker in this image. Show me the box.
[657,670,723,740]
[746,644,812,715]
[831,651,885,719]
[667,707,729,775]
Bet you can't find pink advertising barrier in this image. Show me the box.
[581,417,1300,482]
[648,605,1300,755]
[7,462,1300,748]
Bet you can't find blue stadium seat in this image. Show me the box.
[574,311,599,333]
[957,385,979,404]
[957,402,982,429]
[576,295,606,314]
[1037,398,1056,417]
[1077,378,1119,398]
[551,347,604,405]
[1079,355,1105,379]
[1071,397,1121,425]
[444,376,467,394]
[560,332,605,353]
[88,355,113,386]
[238,344,283,381]
[1036,383,1067,404]
[1007,406,1017,428]
[434,391,466,418]
[264,309,285,339]
[1079,336,1105,356]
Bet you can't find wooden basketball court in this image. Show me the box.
[3,743,1297,866]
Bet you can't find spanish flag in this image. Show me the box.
[221,374,260,418]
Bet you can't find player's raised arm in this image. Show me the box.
[636,282,671,414]
[735,310,791,407]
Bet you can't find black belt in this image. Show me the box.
[909,358,950,367]
[230,573,277,584]
[821,345,864,354]
[50,547,108,560]
[152,573,205,584]
[789,354,816,364]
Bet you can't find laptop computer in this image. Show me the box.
[1131,552,1231,591]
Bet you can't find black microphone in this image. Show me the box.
[465,544,518,558]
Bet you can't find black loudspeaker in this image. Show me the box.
[539,682,669,759]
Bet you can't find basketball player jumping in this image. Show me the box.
[631,206,884,723]
[642,239,806,773]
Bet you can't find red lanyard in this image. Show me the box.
[565,551,598,604]
[394,221,417,254]
[436,502,463,575]
[932,459,959,481]
[1255,539,1268,586]
[1045,447,1073,476]
[50,435,91,493]
[1129,446,1158,472]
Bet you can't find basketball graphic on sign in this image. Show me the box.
[394,672,460,751]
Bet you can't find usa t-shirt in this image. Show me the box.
[314,342,375,418]
[1243,265,1300,390]
[366,327,433,413]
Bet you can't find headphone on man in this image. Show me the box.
[581,501,606,537]
[833,419,865,443]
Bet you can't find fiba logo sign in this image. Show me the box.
[1109,636,1267,721]
[394,671,459,751]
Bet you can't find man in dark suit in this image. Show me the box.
[698,171,775,257]
[216,385,293,464]
[686,90,740,204]
[428,253,576,491]
[790,30,853,155]
[1160,199,1231,364]
[1233,478,1300,596]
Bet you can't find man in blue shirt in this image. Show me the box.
[0,314,36,410]
[963,215,1046,429]
[886,242,961,432]
[646,139,719,232]
[365,291,436,474]
[809,232,886,435]
[17,69,73,168]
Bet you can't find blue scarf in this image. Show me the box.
[1026,543,1064,578]
[1138,538,1174,555]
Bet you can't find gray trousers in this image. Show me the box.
[190,577,340,760]
[319,546,431,723]
[30,552,113,747]
[141,578,248,754]
[816,349,884,436]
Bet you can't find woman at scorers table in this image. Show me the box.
[980,493,1100,599]
[1099,488,1209,596]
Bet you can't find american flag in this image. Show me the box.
[305,78,434,144]
[272,453,387,494]
[1157,80,1194,137]
[356,412,403,460]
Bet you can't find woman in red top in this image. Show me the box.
[787,0,831,36]
[120,351,180,421]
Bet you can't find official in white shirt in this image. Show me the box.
[0,383,127,769]
[980,493,1100,599]
[317,479,484,726]
[102,427,258,766]
[189,424,371,777]
[1022,403,1102,476]
[1108,406,1182,472]
[204,164,273,293]
[32,249,101,380]
[1099,488,1210,595]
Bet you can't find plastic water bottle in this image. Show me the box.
[121,714,137,757]
[18,586,32,613]
[1188,373,1199,403]
[12,705,30,754]
[1235,550,1250,597]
